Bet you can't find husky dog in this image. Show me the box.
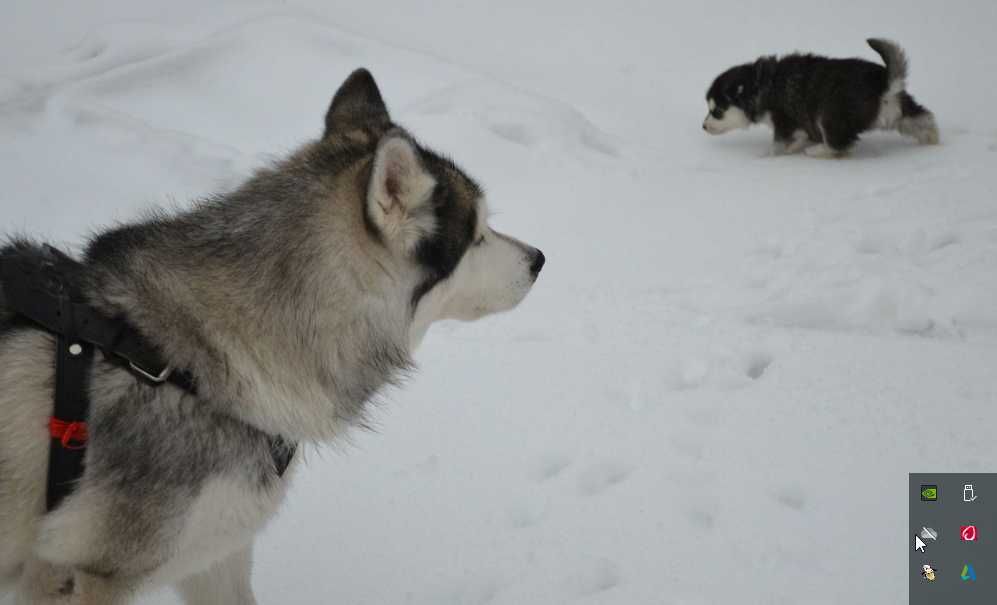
[702,38,940,157]
[0,68,544,604]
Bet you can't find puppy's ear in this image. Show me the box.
[324,68,390,137]
[367,132,437,250]
[724,82,748,102]
[753,56,777,88]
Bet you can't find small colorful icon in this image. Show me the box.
[921,485,938,501]
[920,526,939,541]
[964,484,978,502]
[961,525,978,542]
[961,564,977,582]
[922,564,938,582]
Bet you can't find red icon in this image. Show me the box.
[961,526,978,542]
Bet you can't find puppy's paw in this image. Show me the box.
[900,114,940,145]
[804,144,843,159]
[917,128,940,145]
[771,131,811,156]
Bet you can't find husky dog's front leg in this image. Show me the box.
[13,558,74,604]
[14,558,139,605]
[176,545,257,605]
[75,572,139,605]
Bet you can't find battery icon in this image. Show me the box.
[921,485,938,501]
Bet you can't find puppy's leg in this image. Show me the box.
[898,91,940,144]
[769,115,805,156]
[773,130,810,155]
[806,116,855,159]
[13,558,75,604]
[176,544,257,605]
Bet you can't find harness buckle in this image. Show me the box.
[128,361,172,383]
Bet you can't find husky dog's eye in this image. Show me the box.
[711,108,724,119]
[473,235,486,247]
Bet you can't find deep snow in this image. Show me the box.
[3,1,997,603]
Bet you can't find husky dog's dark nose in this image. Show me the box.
[702,122,708,131]
[530,249,546,275]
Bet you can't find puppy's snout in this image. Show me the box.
[529,249,545,276]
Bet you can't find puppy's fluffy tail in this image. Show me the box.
[867,38,908,91]
[868,38,939,144]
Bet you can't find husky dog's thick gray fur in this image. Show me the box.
[0,68,544,604]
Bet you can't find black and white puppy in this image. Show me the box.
[703,39,939,157]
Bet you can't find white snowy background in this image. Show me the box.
[3,1,997,603]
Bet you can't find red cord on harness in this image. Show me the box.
[49,418,88,450]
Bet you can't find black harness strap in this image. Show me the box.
[0,249,194,392]
[0,247,295,511]
[50,328,95,510]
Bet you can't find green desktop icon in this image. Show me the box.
[961,564,976,582]
[921,485,938,501]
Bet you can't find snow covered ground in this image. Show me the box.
[3,1,997,603]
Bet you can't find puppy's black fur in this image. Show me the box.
[705,39,937,155]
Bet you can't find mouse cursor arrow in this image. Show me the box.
[915,536,926,553]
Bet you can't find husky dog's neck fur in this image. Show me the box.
[84,138,416,442]
[0,68,542,604]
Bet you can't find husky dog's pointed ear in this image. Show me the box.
[324,68,390,137]
[367,132,436,249]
